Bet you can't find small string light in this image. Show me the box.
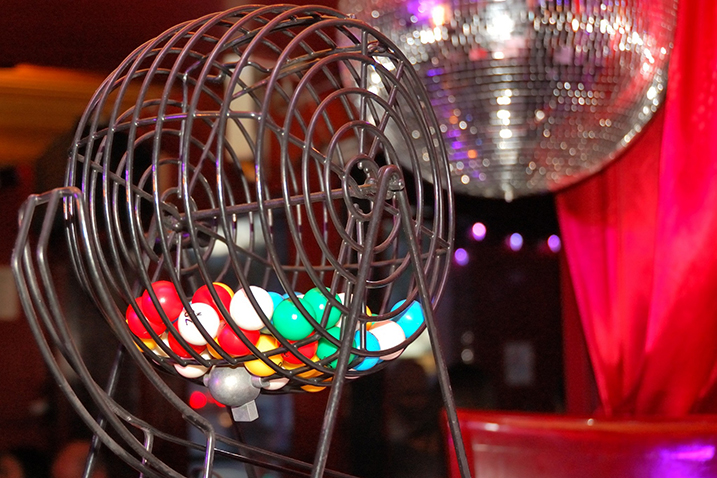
[547,234,561,252]
[454,248,469,265]
[508,233,523,251]
[465,224,559,254]
[471,222,487,241]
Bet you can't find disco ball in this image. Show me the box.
[340,0,678,200]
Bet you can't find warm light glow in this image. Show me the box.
[431,4,447,27]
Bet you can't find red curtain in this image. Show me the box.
[556,0,717,416]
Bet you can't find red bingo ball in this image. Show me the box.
[192,282,233,317]
[126,304,166,339]
[167,331,205,358]
[281,336,319,365]
[140,281,183,325]
[217,324,261,357]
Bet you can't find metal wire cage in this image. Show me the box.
[12,4,469,477]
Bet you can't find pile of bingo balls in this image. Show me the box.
[126,281,426,393]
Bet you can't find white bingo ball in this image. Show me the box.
[370,320,406,360]
[261,377,289,391]
[174,363,209,379]
[174,351,211,379]
[230,286,274,331]
[178,302,221,346]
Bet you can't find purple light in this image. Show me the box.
[508,233,523,251]
[547,234,561,252]
[471,222,487,241]
[660,445,715,462]
[406,0,437,23]
[454,248,469,266]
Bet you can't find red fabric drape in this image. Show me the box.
[556,0,717,416]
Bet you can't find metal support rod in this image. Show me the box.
[85,345,127,478]
[395,189,471,478]
[311,165,399,477]
[231,420,260,478]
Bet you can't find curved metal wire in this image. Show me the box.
[12,5,468,477]
[60,3,454,391]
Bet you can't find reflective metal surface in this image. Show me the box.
[340,0,678,199]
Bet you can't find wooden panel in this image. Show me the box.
[0,65,106,165]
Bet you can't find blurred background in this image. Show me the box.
[0,1,631,476]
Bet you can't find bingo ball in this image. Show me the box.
[272,298,317,341]
[369,320,406,361]
[391,300,425,338]
[353,330,380,371]
[140,281,183,324]
[244,335,283,377]
[303,287,342,328]
[175,353,210,379]
[262,377,289,391]
[316,327,356,369]
[268,291,284,309]
[167,331,206,359]
[126,304,166,339]
[216,325,261,357]
[281,336,319,365]
[175,364,209,379]
[230,286,274,331]
[177,302,221,346]
[192,283,233,316]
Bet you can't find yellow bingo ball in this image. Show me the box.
[244,335,282,376]
[135,337,157,352]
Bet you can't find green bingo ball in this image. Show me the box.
[271,298,316,341]
[316,327,356,369]
[303,287,342,328]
